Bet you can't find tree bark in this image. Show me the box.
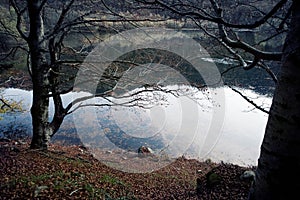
[27,0,52,149]
[250,1,300,199]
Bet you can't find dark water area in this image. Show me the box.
[216,61,279,96]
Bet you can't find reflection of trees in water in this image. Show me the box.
[217,61,279,95]
[96,48,205,95]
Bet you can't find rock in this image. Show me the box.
[105,150,113,154]
[206,171,222,187]
[79,145,87,150]
[137,146,153,157]
[240,170,255,181]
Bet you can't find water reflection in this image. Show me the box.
[0,87,271,166]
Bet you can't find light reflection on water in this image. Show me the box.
[0,86,271,166]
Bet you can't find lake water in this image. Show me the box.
[0,86,271,167]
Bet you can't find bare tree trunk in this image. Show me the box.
[250,1,300,199]
[27,0,52,149]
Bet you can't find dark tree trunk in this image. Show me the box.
[27,0,52,149]
[250,1,300,199]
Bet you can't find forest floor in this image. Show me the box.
[0,140,254,200]
[1,68,254,199]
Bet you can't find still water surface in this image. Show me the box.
[0,86,271,166]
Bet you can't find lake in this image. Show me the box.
[0,86,271,167]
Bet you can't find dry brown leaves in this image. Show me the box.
[1,141,253,200]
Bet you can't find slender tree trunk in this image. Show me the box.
[27,0,53,149]
[250,1,300,199]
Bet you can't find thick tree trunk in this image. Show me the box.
[30,89,52,149]
[250,1,300,199]
[27,0,53,149]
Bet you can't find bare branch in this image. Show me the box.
[10,0,29,40]
[229,86,269,114]
[194,20,248,68]
[278,3,292,30]
[256,30,287,46]
[0,98,12,110]
[38,0,48,13]
[258,62,278,83]
[135,0,288,29]
[209,0,282,61]
[0,45,26,61]
[49,0,75,38]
